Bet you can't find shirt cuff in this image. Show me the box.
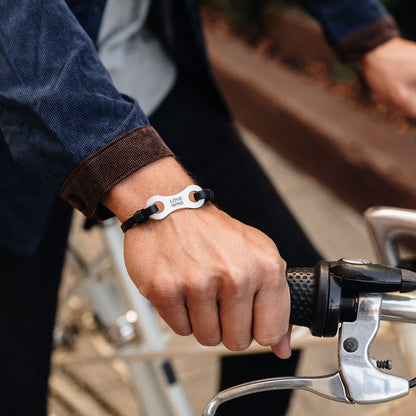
[60,125,173,218]
[335,16,400,62]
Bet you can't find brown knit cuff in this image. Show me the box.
[336,16,400,62]
[60,125,174,218]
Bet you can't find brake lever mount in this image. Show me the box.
[338,293,408,403]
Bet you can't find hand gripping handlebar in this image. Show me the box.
[204,258,416,415]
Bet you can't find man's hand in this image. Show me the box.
[103,157,291,358]
[360,37,416,118]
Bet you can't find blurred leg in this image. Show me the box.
[0,197,72,416]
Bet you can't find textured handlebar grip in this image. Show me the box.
[287,267,317,328]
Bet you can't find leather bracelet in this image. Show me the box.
[121,185,214,233]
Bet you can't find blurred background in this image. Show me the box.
[201,0,416,41]
[48,1,416,415]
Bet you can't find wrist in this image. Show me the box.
[120,185,215,233]
[101,157,195,222]
[360,37,401,69]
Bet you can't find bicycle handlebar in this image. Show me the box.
[204,259,416,415]
[287,259,416,337]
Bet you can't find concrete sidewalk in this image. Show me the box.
[49,128,415,415]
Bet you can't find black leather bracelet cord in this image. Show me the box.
[120,188,214,233]
[120,204,159,233]
[194,189,215,202]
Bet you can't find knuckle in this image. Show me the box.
[184,275,213,298]
[278,257,287,271]
[220,268,249,297]
[172,325,192,337]
[258,244,286,271]
[395,86,409,104]
[196,334,221,347]
[223,337,252,351]
[142,283,179,310]
[265,258,286,277]
[256,332,284,347]
[261,265,288,293]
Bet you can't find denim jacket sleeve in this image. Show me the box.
[0,0,173,218]
[299,0,400,61]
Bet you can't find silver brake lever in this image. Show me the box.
[203,372,351,416]
[203,293,410,416]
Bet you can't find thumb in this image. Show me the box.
[270,327,292,359]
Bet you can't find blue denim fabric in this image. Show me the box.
[0,0,150,253]
[0,0,115,254]
[299,0,389,44]
[65,0,107,43]
[0,0,149,193]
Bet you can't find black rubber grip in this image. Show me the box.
[287,267,318,328]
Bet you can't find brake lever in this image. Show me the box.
[203,292,410,416]
[204,372,351,416]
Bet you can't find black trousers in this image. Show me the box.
[0,75,320,415]
[0,197,73,416]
